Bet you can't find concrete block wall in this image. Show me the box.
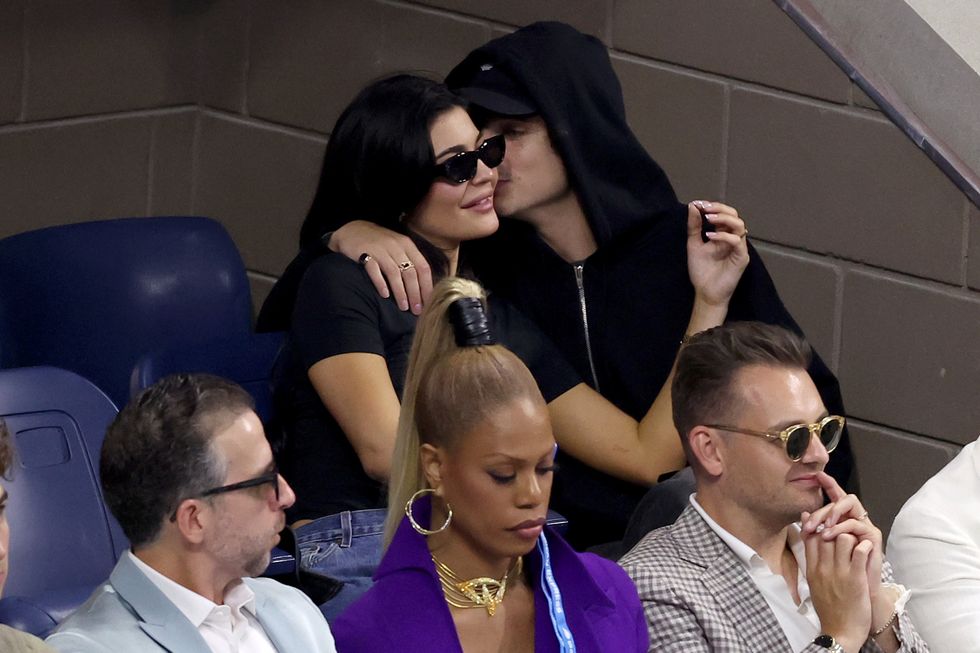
[0,2,198,228]
[1,0,975,538]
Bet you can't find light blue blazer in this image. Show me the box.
[45,554,336,653]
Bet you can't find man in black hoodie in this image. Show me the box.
[301,22,856,548]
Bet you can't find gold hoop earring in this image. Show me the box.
[405,488,452,536]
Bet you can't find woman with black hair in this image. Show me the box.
[274,75,524,612]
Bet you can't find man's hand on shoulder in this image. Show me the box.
[328,221,432,314]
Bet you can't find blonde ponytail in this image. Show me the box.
[383,277,544,546]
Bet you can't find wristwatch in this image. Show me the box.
[813,634,846,652]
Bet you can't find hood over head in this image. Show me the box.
[446,21,686,247]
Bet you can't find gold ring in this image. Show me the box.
[858,510,869,521]
[398,261,414,271]
[740,229,749,240]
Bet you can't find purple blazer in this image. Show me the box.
[332,499,648,652]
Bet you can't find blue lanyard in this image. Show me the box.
[537,533,576,652]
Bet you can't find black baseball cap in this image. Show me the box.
[449,62,537,117]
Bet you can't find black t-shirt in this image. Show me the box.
[278,252,579,522]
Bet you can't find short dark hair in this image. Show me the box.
[300,74,467,277]
[672,322,812,456]
[0,419,13,480]
[100,373,255,548]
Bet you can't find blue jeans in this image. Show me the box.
[294,508,386,622]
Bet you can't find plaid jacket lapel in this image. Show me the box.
[673,507,796,651]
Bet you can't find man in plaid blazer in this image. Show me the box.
[620,323,928,653]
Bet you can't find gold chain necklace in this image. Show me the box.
[431,554,523,617]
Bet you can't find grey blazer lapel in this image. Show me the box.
[110,554,213,653]
[676,509,795,651]
[251,588,300,653]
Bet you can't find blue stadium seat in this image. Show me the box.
[0,216,255,410]
[0,366,127,637]
[130,330,285,426]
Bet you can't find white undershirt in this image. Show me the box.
[128,551,279,653]
[690,496,820,652]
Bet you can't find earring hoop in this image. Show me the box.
[405,488,452,536]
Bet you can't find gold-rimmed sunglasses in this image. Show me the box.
[705,415,845,461]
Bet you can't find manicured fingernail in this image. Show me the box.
[399,300,408,311]
[702,201,712,208]
[413,303,423,312]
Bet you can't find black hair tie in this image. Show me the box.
[449,297,496,347]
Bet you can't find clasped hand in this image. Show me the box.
[801,472,888,651]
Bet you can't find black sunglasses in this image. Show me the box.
[170,464,280,521]
[433,134,505,184]
[706,415,845,462]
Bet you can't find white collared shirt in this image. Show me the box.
[690,496,820,652]
[128,551,279,653]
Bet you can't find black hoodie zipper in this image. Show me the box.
[573,263,600,392]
